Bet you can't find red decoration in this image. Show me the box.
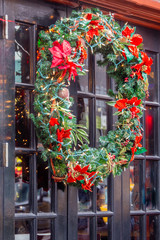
[49,117,59,127]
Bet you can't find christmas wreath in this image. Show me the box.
[31,8,152,191]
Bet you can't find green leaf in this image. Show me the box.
[77,129,88,137]
[135,147,147,155]
[113,111,121,116]
[120,147,126,155]
[107,101,116,106]
[77,124,88,129]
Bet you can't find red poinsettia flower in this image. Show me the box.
[130,107,140,118]
[122,26,134,37]
[131,51,153,80]
[49,117,59,127]
[128,45,139,58]
[74,164,90,175]
[86,25,104,42]
[130,34,143,46]
[141,52,153,74]
[67,172,76,183]
[49,40,71,68]
[114,99,128,111]
[57,128,71,142]
[58,58,82,81]
[81,180,94,192]
[127,97,141,106]
[85,15,104,42]
[85,13,92,20]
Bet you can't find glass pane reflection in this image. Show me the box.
[15,220,30,239]
[97,216,109,240]
[78,217,90,240]
[78,189,92,211]
[146,215,158,240]
[77,98,89,130]
[78,58,88,93]
[130,216,141,240]
[15,155,30,213]
[130,161,143,210]
[37,220,51,240]
[15,88,31,148]
[96,100,107,146]
[95,54,107,94]
[97,178,108,212]
[15,23,30,84]
[146,52,158,102]
[146,161,157,210]
[145,106,157,155]
[37,154,51,212]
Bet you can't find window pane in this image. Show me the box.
[15,155,30,213]
[146,160,157,210]
[146,215,158,240]
[146,52,158,102]
[37,219,51,240]
[78,58,89,93]
[95,54,107,95]
[15,220,30,239]
[130,160,143,210]
[145,106,158,155]
[77,98,89,130]
[78,189,92,212]
[97,216,110,240]
[15,88,31,148]
[96,100,107,146]
[15,23,31,84]
[131,216,142,240]
[97,178,108,212]
[78,217,90,240]
[37,154,51,212]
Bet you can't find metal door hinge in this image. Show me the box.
[3,143,9,167]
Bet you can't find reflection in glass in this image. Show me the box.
[78,58,88,93]
[37,154,51,212]
[15,88,31,148]
[77,98,89,130]
[146,52,157,102]
[96,100,107,146]
[15,155,30,213]
[78,217,90,240]
[97,217,109,240]
[95,54,107,94]
[145,106,157,155]
[145,161,157,210]
[37,220,51,240]
[97,178,108,212]
[146,215,157,240]
[15,220,30,239]
[130,161,143,210]
[130,216,141,240]
[78,189,92,212]
[15,23,30,84]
